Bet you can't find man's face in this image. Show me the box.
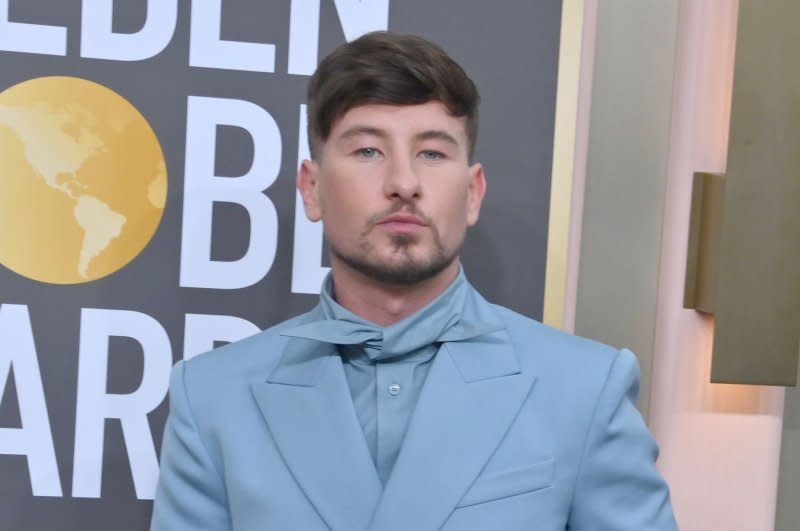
[297,101,486,286]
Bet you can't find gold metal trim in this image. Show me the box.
[543,0,584,328]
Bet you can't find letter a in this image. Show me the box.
[0,304,62,496]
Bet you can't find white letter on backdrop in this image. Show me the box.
[72,308,171,500]
[80,0,178,61]
[0,0,66,55]
[0,304,62,497]
[190,0,275,72]
[288,0,389,75]
[180,96,281,289]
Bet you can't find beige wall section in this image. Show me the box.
[562,0,597,334]
[573,0,679,419]
[649,2,785,530]
[573,1,786,528]
[542,0,583,329]
[543,0,597,332]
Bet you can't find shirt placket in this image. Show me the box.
[375,359,418,485]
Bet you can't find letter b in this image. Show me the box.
[180,96,282,289]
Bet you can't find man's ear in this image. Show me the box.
[465,162,487,226]
[297,159,322,222]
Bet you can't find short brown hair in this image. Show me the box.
[306,31,480,159]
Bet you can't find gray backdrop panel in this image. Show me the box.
[0,1,561,528]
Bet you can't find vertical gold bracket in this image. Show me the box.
[684,172,725,314]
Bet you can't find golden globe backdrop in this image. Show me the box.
[0,2,562,529]
[0,76,166,284]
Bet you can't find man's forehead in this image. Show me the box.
[330,102,468,141]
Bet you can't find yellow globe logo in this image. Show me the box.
[0,76,167,284]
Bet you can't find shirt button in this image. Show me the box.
[388,383,401,396]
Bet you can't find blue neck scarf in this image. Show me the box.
[282,268,502,362]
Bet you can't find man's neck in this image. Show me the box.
[330,260,461,327]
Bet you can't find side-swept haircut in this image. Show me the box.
[306,31,480,159]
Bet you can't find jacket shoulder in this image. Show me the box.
[493,305,619,361]
[490,305,632,394]
[181,309,318,382]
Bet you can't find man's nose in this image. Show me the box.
[383,155,421,200]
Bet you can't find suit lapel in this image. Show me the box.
[252,337,381,531]
[367,333,537,531]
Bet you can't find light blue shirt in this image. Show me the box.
[288,269,501,484]
[337,342,437,485]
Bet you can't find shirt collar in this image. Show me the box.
[281,267,503,362]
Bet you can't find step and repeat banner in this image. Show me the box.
[0,1,562,528]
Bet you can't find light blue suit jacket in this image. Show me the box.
[151,293,677,530]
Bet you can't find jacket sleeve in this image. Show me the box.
[568,349,678,530]
[150,360,232,531]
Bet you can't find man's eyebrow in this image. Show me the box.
[415,130,459,146]
[337,126,388,141]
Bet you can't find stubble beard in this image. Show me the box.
[328,207,462,287]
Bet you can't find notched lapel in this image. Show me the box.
[367,333,538,531]
[252,338,382,531]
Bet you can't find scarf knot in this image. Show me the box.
[281,270,503,362]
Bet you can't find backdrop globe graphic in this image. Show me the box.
[0,76,167,284]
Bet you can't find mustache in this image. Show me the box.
[366,201,432,228]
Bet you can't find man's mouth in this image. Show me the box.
[376,213,428,233]
[379,213,426,225]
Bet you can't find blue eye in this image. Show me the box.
[356,147,381,158]
[420,150,445,161]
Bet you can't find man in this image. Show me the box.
[151,32,677,530]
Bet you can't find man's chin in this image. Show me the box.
[335,251,456,287]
